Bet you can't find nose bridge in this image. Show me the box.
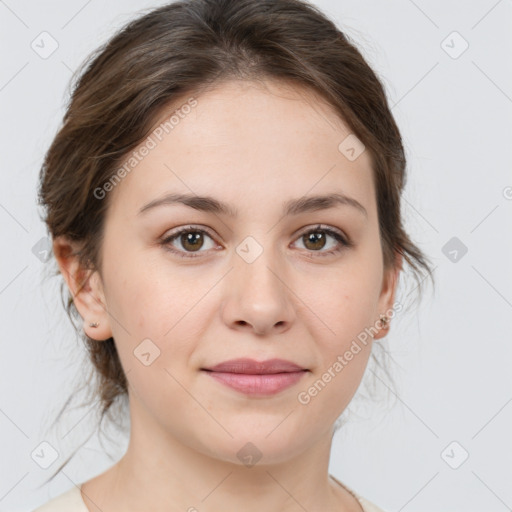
[234,232,286,299]
[222,231,295,334]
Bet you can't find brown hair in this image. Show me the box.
[38,0,434,481]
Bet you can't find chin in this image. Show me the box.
[192,423,314,467]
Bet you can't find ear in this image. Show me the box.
[53,236,113,341]
[373,252,403,340]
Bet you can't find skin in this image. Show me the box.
[54,78,402,512]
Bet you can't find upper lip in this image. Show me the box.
[202,358,307,374]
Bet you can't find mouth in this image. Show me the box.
[200,358,309,396]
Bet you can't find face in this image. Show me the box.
[63,79,399,466]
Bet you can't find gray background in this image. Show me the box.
[1,1,511,510]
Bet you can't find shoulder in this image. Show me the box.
[357,495,388,512]
[330,474,388,512]
[32,477,387,512]
[31,484,88,512]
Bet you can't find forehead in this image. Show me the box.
[108,79,376,220]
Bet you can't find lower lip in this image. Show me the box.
[203,370,307,395]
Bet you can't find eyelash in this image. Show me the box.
[160,224,352,260]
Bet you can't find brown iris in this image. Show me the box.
[180,231,204,252]
[303,231,326,251]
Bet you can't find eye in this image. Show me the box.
[160,225,219,259]
[160,224,352,259]
[291,224,351,258]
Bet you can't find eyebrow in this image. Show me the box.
[138,192,367,219]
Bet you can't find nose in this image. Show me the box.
[220,245,295,337]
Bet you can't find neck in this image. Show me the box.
[81,394,357,512]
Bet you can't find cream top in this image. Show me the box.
[32,476,386,512]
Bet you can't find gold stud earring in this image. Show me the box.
[379,314,389,329]
[89,322,99,328]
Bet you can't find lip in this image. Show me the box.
[203,358,306,374]
[201,358,308,396]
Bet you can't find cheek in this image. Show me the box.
[102,239,190,335]
[296,290,375,424]
[294,258,381,409]
[101,248,217,379]
[296,354,369,432]
[300,262,382,348]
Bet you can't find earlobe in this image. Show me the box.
[374,252,403,340]
[53,236,113,341]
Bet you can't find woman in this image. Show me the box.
[33,0,433,510]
